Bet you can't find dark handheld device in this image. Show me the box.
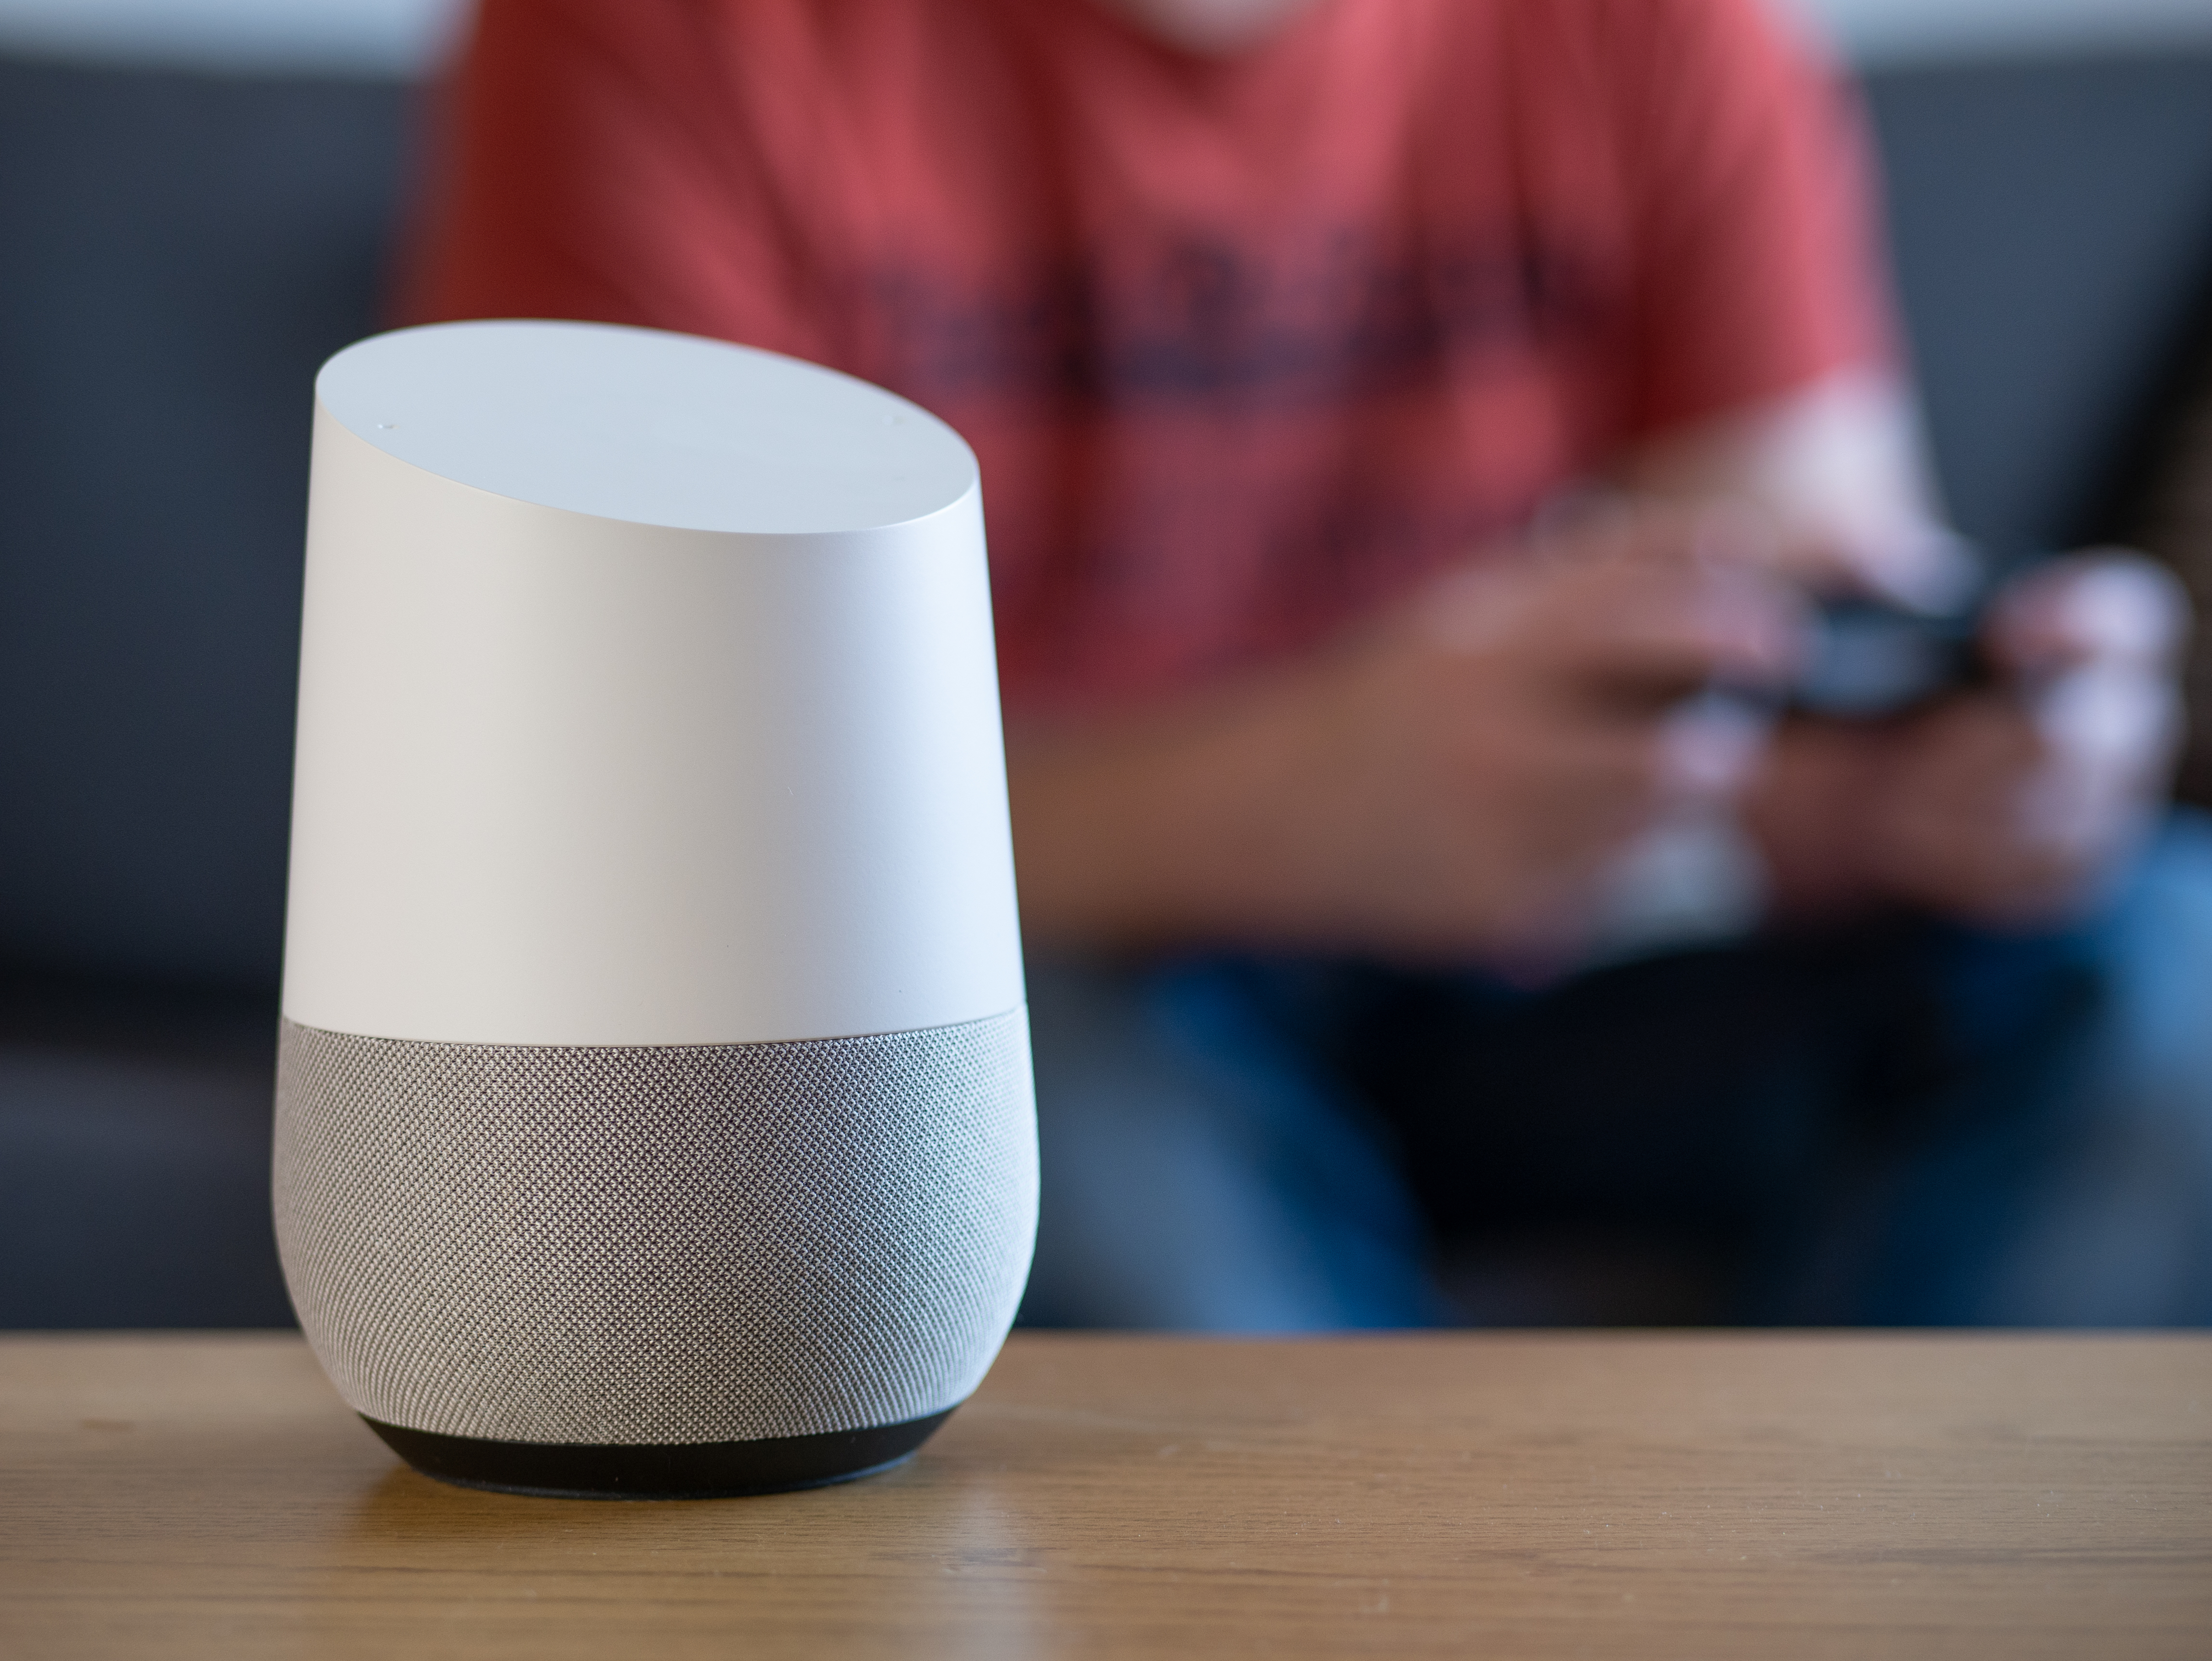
[1788,549,2031,720]
[1789,594,1985,719]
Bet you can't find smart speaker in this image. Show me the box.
[273,319,1036,1499]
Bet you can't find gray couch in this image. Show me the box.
[4,47,2211,1326]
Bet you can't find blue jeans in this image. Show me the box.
[1017,816,2212,1329]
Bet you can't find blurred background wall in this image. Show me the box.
[4,0,2212,1328]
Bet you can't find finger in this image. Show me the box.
[1985,554,2191,677]
[2035,661,2184,776]
[1584,500,1786,579]
[1882,700,2051,831]
[1841,524,1982,613]
[1599,497,1955,606]
[1548,566,1806,698]
[1535,732,1705,846]
[1518,498,1786,584]
[1657,690,1774,797]
[1886,839,2100,927]
[1422,550,1805,697]
[1869,697,2158,921]
[1442,727,1675,868]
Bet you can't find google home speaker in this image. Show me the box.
[274,320,1035,1499]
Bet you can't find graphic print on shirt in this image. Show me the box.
[859,221,1617,705]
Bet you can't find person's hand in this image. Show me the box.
[1750,554,2188,927]
[1009,507,1803,959]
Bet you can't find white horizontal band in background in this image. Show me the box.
[2,0,2209,78]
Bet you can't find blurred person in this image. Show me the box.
[405,0,2212,1326]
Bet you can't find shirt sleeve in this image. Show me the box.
[1601,0,1897,437]
[394,0,844,367]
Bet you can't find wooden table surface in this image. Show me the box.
[2,1332,2208,1659]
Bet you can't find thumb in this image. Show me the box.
[1988,554,2190,678]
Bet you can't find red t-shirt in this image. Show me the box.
[403,0,1888,715]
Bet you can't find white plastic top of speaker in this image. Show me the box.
[284,320,1025,1048]
[316,319,977,536]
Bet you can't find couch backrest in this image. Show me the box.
[1863,53,2212,554]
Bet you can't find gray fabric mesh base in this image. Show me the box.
[273,1010,1035,1446]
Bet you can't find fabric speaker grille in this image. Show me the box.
[274,1010,1036,1446]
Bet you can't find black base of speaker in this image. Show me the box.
[363,1408,955,1500]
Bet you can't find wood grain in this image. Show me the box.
[2,1332,2207,1659]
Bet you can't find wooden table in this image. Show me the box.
[3,1332,2208,1659]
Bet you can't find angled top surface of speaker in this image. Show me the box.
[286,319,1024,1047]
[314,316,978,536]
